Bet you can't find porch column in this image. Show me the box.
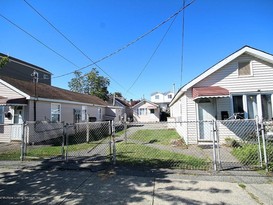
[243,95,248,119]
[271,94,273,120]
[257,93,262,121]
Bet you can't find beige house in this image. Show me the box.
[0,54,118,143]
[169,46,273,144]
[132,100,160,122]
[0,76,110,143]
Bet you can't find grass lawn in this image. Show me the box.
[232,142,273,172]
[129,129,183,146]
[116,142,209,170]
[113,128,209,169]
[0,140,107,160]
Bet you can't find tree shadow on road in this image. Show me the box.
[0,159,240,205]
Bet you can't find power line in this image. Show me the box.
[52,0,196,79]
[23,0,126,91]
[126,13,178,95]
[0,13,80,69]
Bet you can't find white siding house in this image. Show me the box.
[151,91,174,112]
[169,46,273,144]
[132,100,160,122]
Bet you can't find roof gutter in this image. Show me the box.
[28,97,108,108]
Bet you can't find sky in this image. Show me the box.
[1,0,273,101]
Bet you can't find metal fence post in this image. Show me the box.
[61,122,65,159]
[124,121,127,143]
[20,123,26,161]
[111,120,116,165]
[255,116,263,168]
[109,121,112,157]
[65,124,68,162]
[212,120,217,171]
[260,121,268,172]
[86,114,89,143]
[215,120,222,170]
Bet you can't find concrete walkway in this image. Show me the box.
[0,161,272,205]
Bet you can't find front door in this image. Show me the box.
[198,100,215,140]
[11,106,24,141]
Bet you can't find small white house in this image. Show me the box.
[169,46,273,144]
[132,100,160,122]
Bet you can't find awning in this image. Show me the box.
[0,96,27,106]
[192,86,229,100]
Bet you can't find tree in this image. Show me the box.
[68,68,110,101]
[0,56,9,68]
[68,71,86,94]
[86,68,110,101]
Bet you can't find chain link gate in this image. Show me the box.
[214,119,268,171]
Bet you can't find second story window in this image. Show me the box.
[155,95,159,100]
[238,61,252,76]
[168,94,172,99]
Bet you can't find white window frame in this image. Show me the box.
[51,103,61,122]
[98,108,102,120]
[138,108,147,115]
[237,61,253,77]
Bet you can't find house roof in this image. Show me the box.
[151,91,173,96]
[0,53,52,75]
[132,100,159,109]
[0,76,107,106]
[170,46,273,106]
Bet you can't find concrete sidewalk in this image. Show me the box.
[0,161,272,205]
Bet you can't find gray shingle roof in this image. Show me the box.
[1,76,107,106]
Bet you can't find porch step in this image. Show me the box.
[197,140,216,146]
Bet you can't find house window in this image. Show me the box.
[168,94,172,99]
[98,108,102,120]
[155,95,159,100]
[0,106,4,124]
[150,109,155,114]
[82,106,86,121]
[43,74,49,79]
[247,95,257,119]
[238,61,252,76]
[51,103,61,122]
[261,94,272,120]
[233,96,244,119]
[138,108,147,115]
[74,109,81,123]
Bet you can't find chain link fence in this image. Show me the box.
[0,119,272,173]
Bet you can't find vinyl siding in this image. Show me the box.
[0,82,25,99]
[185,90,198,144]
[216,98,231,120]
[0,125,12,142]
[194,54,273,93]
[29,100,106,123]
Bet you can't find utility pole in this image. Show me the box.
[31,70,39,121]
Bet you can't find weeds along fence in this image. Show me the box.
[0,119,272,172]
